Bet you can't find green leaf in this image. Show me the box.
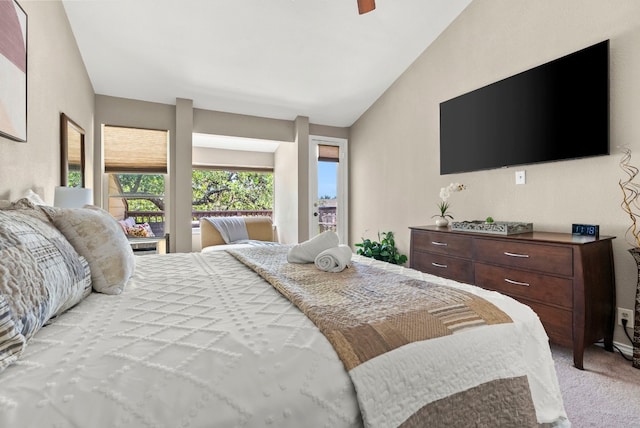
[355,230,408,266]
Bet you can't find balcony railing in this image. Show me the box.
[126,210,273,234]
[191,210,273,220]
[127,207,337,235]
[317,206,336,233]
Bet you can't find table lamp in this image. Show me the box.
[54,186,93,208]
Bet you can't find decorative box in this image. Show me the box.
[450,221,533,235]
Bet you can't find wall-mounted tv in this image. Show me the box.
[439,40,609,175]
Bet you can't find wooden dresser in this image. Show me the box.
[409,225,616,369]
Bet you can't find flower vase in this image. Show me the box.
[627,248,640,369]
[435,216,449,227]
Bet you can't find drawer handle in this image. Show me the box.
[431,241,448,247]
[431,262,448,268]
[504,278,530,287]
[504,251,529,258]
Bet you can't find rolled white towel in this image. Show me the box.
[287,231,340,264]
[314,245,352,273]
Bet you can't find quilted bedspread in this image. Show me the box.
[228,246,570,427]
[0,250,569,427]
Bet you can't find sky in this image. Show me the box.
[318,161,337,199]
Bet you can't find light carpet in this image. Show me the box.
[551,344,640,427]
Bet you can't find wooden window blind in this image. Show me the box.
[67,130,82,170]
[104,125,168,173]
[318,144,339,163]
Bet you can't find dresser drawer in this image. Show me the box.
[411,230,473,258]
[474,239,573,276]
[514,298,573,347]
[410,251,474,284]
[475,263,573,309]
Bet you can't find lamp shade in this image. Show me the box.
[54,186,93,208]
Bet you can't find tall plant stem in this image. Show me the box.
[619,147,640,247]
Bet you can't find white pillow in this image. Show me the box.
[0,189,46,210]
[19,189,47,206]
[45,205,135,294]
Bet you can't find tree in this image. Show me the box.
[192,170,273,211]
[115,173,165,211]
[68,171,82,188]
[113,170,273,213]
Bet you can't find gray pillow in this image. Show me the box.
[0,207,91,371]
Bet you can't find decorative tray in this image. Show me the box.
[450,221,533,235]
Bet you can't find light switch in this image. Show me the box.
[515,170,526,185]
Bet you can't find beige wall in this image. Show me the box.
[274,140,299,244]
[174,98,194,253]
[0,0,94,203]
[295,116,310,242]
[349,0,640,345]
[193,108,294,143]
[309,123,349,141]
[193,146,274,169]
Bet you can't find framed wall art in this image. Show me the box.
[0,0,27,142]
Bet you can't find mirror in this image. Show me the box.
[60,113,86,187]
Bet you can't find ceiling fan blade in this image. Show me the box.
[357,0,375,14]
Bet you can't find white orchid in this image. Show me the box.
[434,183,466,219]
[439,187,450,200]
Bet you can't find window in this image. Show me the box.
[108,173,166,236]
[103,125,168,236]
[316,144,339,234]
[191,167,273,227]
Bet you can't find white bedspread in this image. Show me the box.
[0,252,569,427]
[0,252,361,428]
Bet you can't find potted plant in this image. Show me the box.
[355,231,407,265]
[432,183,465,227]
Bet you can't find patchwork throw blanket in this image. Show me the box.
[228,246,548,427]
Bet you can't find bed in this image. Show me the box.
[0,201,570,427]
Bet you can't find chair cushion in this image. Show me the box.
[200,216,274,249]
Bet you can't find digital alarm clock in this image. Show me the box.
[571,224,599,238]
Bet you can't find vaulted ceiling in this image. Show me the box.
[62,0,472,128]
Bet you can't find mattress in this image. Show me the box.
[0,251,569,427]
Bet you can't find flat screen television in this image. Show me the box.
[439,40,609,175]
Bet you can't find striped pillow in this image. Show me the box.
[0,296,26,369]
[0,206,92,371]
